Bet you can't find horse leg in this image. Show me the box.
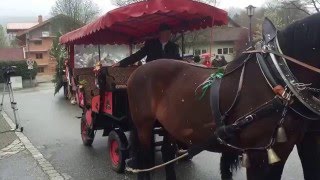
[247,162,286,180]
[297,132,320,180]
[246,151,281,180]
[220,153,240,180]
[161,134,177,180]
[130,126,155,180]
[246,142,295,180]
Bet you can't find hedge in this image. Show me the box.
[0,60,38,83]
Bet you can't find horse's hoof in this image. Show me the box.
[176,149,187,155]
[125,157,137,169]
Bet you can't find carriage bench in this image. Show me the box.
[104,66,139,90]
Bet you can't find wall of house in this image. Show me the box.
[28,24,50,39]
[28,38,52,51]
[17,16,82,81]
[211,42,235,62]
[186,41,236,62]
[27,36,55,76]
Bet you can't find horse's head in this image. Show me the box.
[277,13,320,88]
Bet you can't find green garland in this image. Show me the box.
[195,68,224,100]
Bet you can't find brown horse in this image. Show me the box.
[221,13,320,180]
[127,13,320,180]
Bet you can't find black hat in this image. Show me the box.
[159,23,171,31]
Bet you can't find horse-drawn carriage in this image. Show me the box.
[60,0,228,173]
[60,1,320,179]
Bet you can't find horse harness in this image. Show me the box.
[209,18,320,153]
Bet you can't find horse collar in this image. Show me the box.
[264,37,320,116]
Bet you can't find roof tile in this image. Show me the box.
[6,23,38,30]
[0,48,24,61]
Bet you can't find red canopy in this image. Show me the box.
[60,0,228,45]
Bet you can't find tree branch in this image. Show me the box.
[51,0,100,26]
[289,1,310,15]
[311,0,320,12]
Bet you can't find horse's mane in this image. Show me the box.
[279,13,320,58]
[224,52,251,74]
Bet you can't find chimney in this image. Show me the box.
[38,15,43,23]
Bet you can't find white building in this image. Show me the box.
[184,18,249,62]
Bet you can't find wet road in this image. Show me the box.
[3,84,304,180]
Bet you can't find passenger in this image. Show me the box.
[113,23,181,67]
[212,55,227,67]
[202,55,212,67]
[193,55,201,63]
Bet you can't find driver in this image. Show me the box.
[113,23,181,67]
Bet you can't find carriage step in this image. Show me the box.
[154,127,164,135]
[155,141,163,147]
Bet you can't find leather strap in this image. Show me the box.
[244,49,320,74]
[256,53,278,87]
[210,63,247,128]
[210,78,224,127]
[232,96,284,129]
[214,96,285,150]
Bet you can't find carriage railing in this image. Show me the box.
[104,66,139,89]
[71,66,139,107]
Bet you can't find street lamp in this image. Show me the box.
[246,5,256,47]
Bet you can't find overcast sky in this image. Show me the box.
[0,0,266,18]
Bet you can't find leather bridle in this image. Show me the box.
[210,37,320,154]
[244,49,320,74]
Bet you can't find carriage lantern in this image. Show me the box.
[246,5,256,47]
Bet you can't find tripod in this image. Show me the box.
[0,67,23,133]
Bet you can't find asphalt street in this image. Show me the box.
[1,83,305,180]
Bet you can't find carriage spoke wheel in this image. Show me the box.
[81,110,94,146]
[108,130,128,173]
[110,140,120,165]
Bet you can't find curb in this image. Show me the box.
[0,139,25,159]
[1,112,65,180]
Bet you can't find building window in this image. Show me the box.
[38,67,45,73]
[36,53,43,59]
[42,31,50,37]
[223,48,228,54]
[229,48,234,54]
[217,49,222,54]
[34,40,42,45]
[201,49,207,54]
[194,49,201,56]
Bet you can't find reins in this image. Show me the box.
[243,49,320,74]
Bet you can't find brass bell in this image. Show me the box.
[241,152,250,168]
[276,126,287,143]
[267,148,280,164]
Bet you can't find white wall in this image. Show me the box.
[189,41,236,62]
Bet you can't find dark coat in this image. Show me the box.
[212,59,227,67]
[119,39,181,67]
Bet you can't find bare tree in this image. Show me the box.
[194,0,219,5]
[51,0,100,25]
[111,0,141,6]
[0,25,8,48]
[264,0,308,28]
[249,0,308,42]
[281,0,319,15]
[112,0,219,6]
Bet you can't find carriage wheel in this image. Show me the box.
[108,130,128,173]
[81,109,95,146]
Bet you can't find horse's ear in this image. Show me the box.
[262,17,277,44]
